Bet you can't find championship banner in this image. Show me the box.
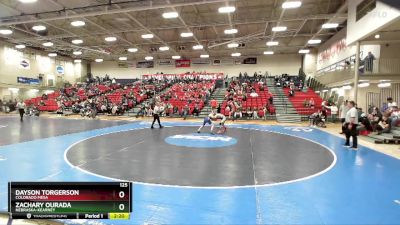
[175,59,191,68]
[136,61,154,68]
[158,59,173,66]
[19,59,30,70]
[192,58,210,65]
[142,73,224,80]
[17,77,40,85]
[242,57,257,64]
[56,65,65,75]
[213,59,233,65]
[118,62,128,68]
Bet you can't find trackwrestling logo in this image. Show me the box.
[165,133,237,148]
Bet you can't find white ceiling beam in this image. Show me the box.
[11,13,344,42]
[0,0,237,27]
[302,0,348,48]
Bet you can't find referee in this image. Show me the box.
[151,102,163,129]
[16,100,26,122]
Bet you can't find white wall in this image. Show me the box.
[303,52,317,77]
[347,0,400,45]
[0,41,85,86]
[0,40,88,99]
[317,28,381,71]
[91,54,302,79]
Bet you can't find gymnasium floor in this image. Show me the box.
[1,115,400,225]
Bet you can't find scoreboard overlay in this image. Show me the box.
[8,182,132,220]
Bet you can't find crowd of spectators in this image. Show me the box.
[354,97,399,135]
[221,76,275,120]
[136,78,215,119]
[25,75,171,117]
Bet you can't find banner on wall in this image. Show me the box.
[158,59,173,66]
[192,58,210,65]
[56,65,64,75]
[175,59,191,68]
[19,59,30,69]
[118,61,135,68]
[17,77,40,85]
[142,73,224,80]
[242,57,257,64]
[213,59,233,65]
[136,61,154,68]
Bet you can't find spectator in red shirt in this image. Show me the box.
[210,98,218,109]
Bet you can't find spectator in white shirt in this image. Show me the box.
[387,97,397,109]
[325,103,338,123]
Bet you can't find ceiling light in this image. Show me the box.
[141,34,154,39]
[15,44,26,49]
[32,25,46,31]
[42,42,54,47]
[218,6,236,13]
[342,85,352,90]
[266,41,279,46]
[172,55,181,59]
[375,34,380,39]
[70,20,85,27]
[282,1,302,9]
[119,56,127,61]
[74,59,82,63]
[73,51,82,55]
[200,54,209,58]
[104,36,117,42]
[308,39,322,44]
[0,29,12,35]
[95,59,103,63]
[322,23,339,29]
[358,82,370,88]
[127,48,138,53]
[180,32,194,37]
[159,46,170,51]
[299,49,310,54]
[224,28,238,34]
[162,12,179,19]
[72,39,83,44]
[322,89,329,93]
[193,45,204,50]
[227,43,239,48]
[378,82,391,88]
[264,51,274,55]
[272,26,287,32]
[48,53,57,57]
[145,56,153,61]
[231,52,241,57]
[18,0,37,3]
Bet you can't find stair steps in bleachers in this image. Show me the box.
[199,87,226,117]
[267,78,301,123]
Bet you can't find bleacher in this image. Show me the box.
[221,82,275,117]
[160,81,215,115]
[282,88,324,115]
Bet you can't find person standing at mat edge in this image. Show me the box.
[16,100,26,122]
[344,101,358,150]
[151,102,163,129]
